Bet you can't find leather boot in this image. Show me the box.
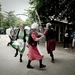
[27,60,34,69]
[50,52,55,63]
[20,54,23,62]
[14,49,18,57]
[39,59,46,68]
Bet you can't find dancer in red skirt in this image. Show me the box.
[44,23,56,63]
[27,23,46,69]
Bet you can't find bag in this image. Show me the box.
[65,33,68,37]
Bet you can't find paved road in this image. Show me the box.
[0,35,75,75]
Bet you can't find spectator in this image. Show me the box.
[72,31,75,49]
[63,26,69,49]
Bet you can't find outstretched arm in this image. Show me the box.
[35,32,45,41]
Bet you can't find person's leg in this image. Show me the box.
[7,36,12,46]
[67,39,69,48]
[27,60,34,69]
[14,49,18,57]
[39,59,46,68]
[50,51,55,63]
[20,54,23,62]
[64,41,66,48]
[19,43,25,62]
[72,39,75,48]
[66,42,68,48]
[71,38,73,48]
[7,42,10,46]
[74,39,75,47]
[10,39,13,45]
[72,39,74,49]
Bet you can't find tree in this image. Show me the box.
[0,12,4,27]
[0,11,24,32]
[3,11,17,27]
[29,0,75,24]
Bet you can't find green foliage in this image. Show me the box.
[0,12,4,27]
[3,11,17,27]
[29,0,75,24]
[29,0,44,10]
[0,11,24,31]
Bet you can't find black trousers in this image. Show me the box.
[49,51,54,61]
[7,36,14,45]
[63,37,69,48]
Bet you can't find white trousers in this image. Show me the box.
[72,39,75,47]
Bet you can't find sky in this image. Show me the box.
[0,0,30,21]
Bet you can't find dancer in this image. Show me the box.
[6,27,15,46]
[27,22,46,69]
[44,22,56,63]
[12,24,26,62]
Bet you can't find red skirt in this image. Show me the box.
[46,38,56,53]
[28,44,43,61]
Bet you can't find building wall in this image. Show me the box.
[40,20,74,43]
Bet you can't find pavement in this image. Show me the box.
[0,35,75,75]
